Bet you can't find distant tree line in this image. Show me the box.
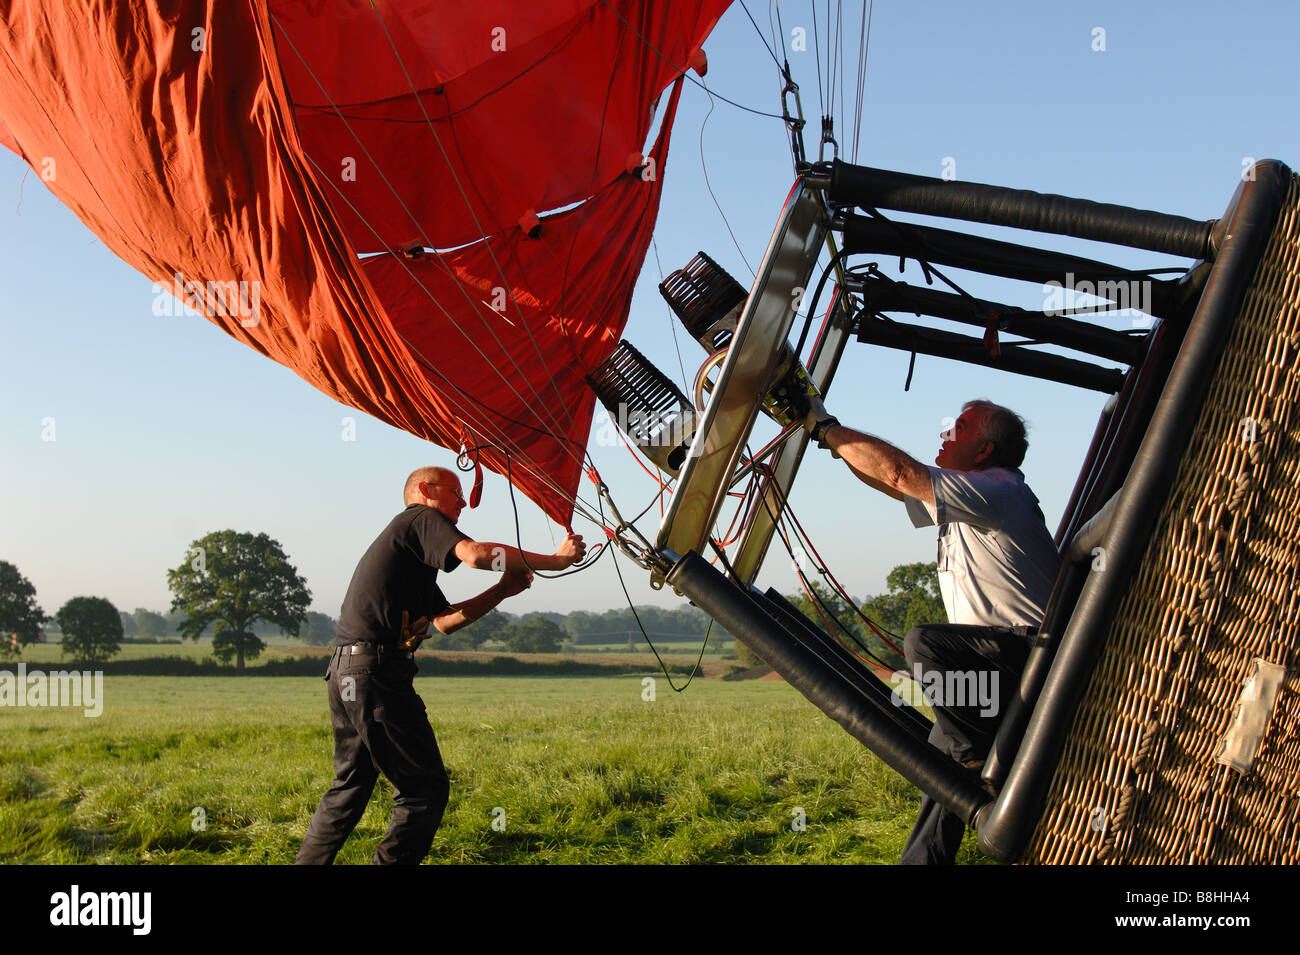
[115,602,732,653]
[4,543,945,671]
[563,605,717,644]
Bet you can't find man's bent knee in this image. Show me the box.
[395,771,450,812]
[904,624,941,668]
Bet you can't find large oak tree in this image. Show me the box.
[167,531,311,669]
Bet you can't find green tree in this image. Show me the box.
[500,616,563,654]
[55,596,123,665]
[443,608,509,651]
[0,560,49,659]
[167,530,311,670]
[785,581,859,633]
[119,611,138,637]
[298,611,338,646]
[778,574,934,671]
[563,609,599,642]
[132,608,169,640]
[861,561,946,637]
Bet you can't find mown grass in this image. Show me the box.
[0,674,989,864]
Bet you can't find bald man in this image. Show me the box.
[296,466,585,865]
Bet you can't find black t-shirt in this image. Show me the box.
[334,505,471,647]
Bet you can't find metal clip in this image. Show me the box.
[819,117,838,163]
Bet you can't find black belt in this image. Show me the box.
[339,641,413,660]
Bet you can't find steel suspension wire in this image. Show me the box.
[809,1,825,123]
[771,0,789,63]
[838,0,847,136]
[757,486,902,672]
[826,0,839,123]
[594,0,788,122]
[738,0,786,73]
[851,0,873,163]
[763,474,906,655]
[699,87,757,277]
[650,238,693,394]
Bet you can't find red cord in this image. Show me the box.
[767,478,906,657]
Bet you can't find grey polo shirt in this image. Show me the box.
[902,466,1059,628]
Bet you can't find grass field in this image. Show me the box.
[0,671,989,864]
[11,640,737,677]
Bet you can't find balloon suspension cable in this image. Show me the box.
[780,62,807,171]
[586,467,712,693]
[728,421,804,491]
[587,469,664,574]
[452,439,610,577]
[761,473,907,657]
[851,0,876,164]
[753,476,906,675]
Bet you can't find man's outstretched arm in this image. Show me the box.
[822,425,935,507]
[453,533,586,573]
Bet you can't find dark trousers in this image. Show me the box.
[899,623,1031,866]
[296,645,450,865]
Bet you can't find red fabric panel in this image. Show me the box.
[0,0,459,455]
[363,79,685,524]
[0,120,20,157]
[270,0,728,252]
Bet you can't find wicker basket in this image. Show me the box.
[1025,177,1300,864]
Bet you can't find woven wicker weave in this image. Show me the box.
[1024,176,1300,864]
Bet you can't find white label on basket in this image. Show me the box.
[1215,658,1287,773]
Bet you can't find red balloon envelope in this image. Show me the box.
[0,0,730,526]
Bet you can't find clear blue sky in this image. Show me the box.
[3,1,1298,623]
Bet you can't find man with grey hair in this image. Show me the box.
[804,398,1059,864]
[297,465,585,865]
